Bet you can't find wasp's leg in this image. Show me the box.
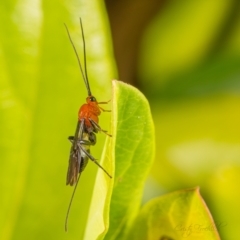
[79,148,89,173]
[99,106,111,112]
[88,131,96,145]
[79,144,112,178]
[79,140,94,145]
[68,136,74,143]
[89,118,112,137]
[98,99,111,104]
[97,100,111,112]
[71,132,96,146]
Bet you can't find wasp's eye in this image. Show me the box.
[90,96,96,102]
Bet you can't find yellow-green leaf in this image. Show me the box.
[126,188,220,240]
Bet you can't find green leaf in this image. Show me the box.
[126,187,220,240]
[0,1,116,240]
[84,80,155,239]
[101,80,154,239]
[83,131,113,240]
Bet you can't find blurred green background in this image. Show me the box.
[1,0,240,239]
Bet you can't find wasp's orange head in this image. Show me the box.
[86,96,97,105]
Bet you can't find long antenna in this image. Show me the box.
[64,20,92,96]
[79,18,91,96]
[65,174,81,232]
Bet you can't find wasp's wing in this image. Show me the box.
[66,120,84,186]
[66,146,81,186]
